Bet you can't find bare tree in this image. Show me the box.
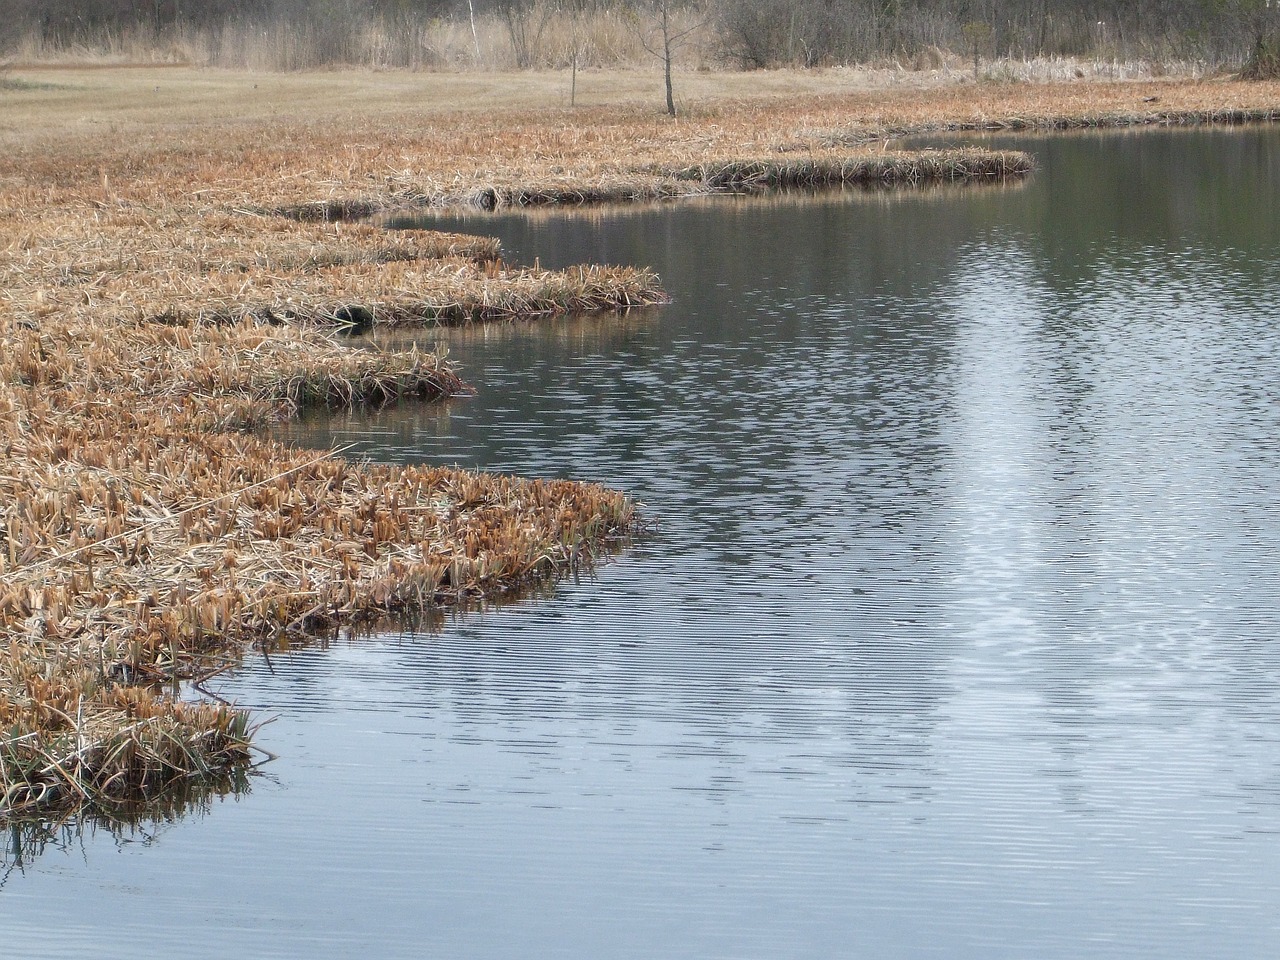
[631,0,706,115]
[7,0,1280,76]
[1225,0,1280,77]
[962,19,992,78]
[496,0,552,66]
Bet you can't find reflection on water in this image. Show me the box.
[5,126,1280,959]
[0,770,251,884]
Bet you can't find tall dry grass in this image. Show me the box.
[0,99,671,824]
[7,0,1271,76]
[3,6,699,72]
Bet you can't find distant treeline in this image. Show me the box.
[2,0,1276,73]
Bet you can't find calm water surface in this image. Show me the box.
[5,127,1280,958]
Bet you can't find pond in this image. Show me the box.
[5,126,1280,959]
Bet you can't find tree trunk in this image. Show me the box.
[663,0,675,116]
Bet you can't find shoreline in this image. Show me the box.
[1,69,1277,820]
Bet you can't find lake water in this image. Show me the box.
[5,126,1280,958]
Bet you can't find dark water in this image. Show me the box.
[6,127,1280,958]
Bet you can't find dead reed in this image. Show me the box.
[1,169,663,824]
[4,200,667,335]
[947,105,1280,132]
[258,150,1032,216]
[811,105,1280,148]
[0,648,255,819]
[139,261,668,330]
[675,148,1034,191]
[0,315,645,820]
[432,148,1034,206]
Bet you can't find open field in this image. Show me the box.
[4,64,1279,146]
[1,66,1277,820]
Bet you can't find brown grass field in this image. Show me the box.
[1,65,1277,820]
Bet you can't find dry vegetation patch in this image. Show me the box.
[0,305,647,817]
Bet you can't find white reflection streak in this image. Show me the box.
[942,245,1049,643]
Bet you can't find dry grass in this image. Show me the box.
[0,310,646,818]
[673,149,1034,190]
[1,67,1277,821]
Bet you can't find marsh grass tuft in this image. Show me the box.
[676,148,1034,191]
[0,649,256,820]
[0,181,658,822]
[0,283,649,817]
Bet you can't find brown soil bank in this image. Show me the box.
[1,70,1277,821]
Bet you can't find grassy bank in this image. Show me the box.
[1,67,1277,820]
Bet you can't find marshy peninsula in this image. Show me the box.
[2,64,1278,824]
[2,22,1280,950]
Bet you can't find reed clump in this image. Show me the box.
[417,148,1033,208]
[132,259,667,330]
[674,148,1034,191]
[809,105,1280,147]
[0,310,645,818]
[0,234,635,817]
[4,201,663,334]
[2,137,667,826]
[0,645,255,818]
